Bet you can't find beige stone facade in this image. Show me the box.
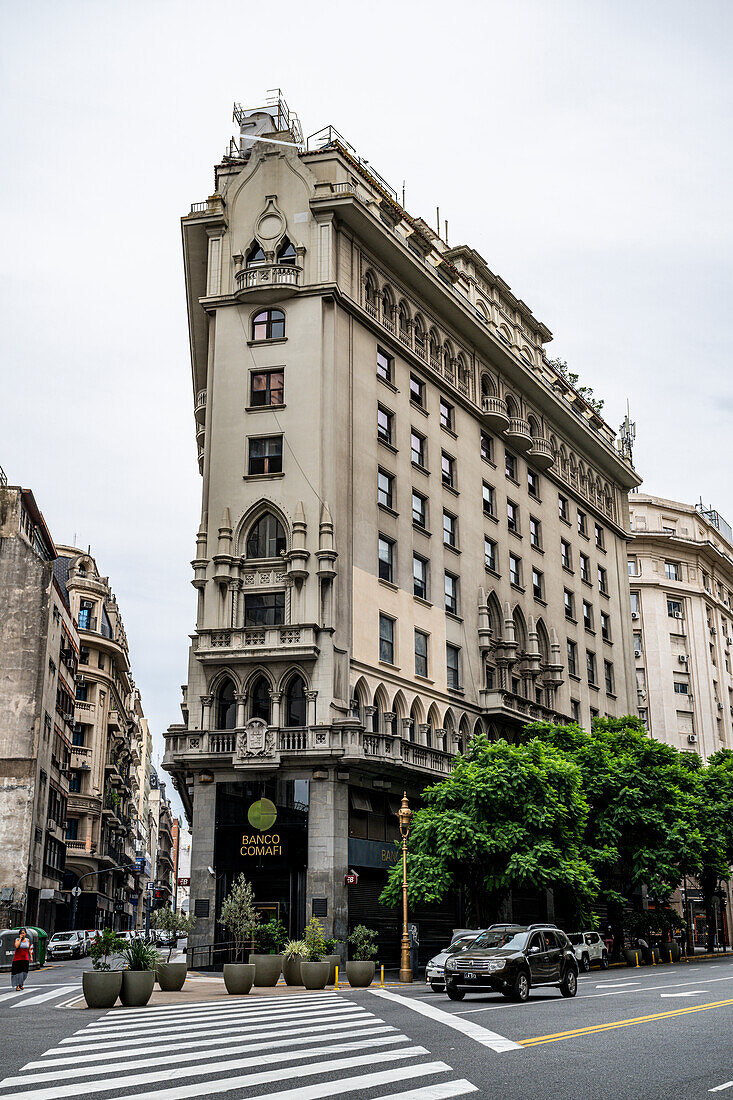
[627,494,733,759]
[164,98,641,954]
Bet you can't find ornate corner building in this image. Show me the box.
[164,95,642,960]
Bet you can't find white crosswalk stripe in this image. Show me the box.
[0,991,478,1100]
[0,985,78,1008]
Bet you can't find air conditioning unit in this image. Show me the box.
[634,649,642,658]
[717,702,724,711]
[674,611,683,619]
[687,735,698,744]
[711,627,717,636]
[638,688,647,699]
[678,654,688,663]
[75,673,84,683]
[631,612,640,620]
[46,818,57,832]
[727,636,733,645]
[81,763,91,771]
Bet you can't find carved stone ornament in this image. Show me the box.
[237,717,275,759]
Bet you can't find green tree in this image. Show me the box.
[219,874,259,961]
[547,357,605,415]
[150,907,197,961]
[697,749,733,950]
[379,736,597,925]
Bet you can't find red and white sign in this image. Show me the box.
[177,877,191,887]
[344,870,359,886]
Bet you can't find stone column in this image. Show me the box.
[401,718,413,741]
[364,705,376,732]
[383,711,395,734]
[234,692,247,729]
[306,773,349,949]
[200,695,214,731]
[305,690,318,727]
[269,690,282,728]
[188,776,218,960]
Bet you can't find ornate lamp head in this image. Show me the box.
[398,792,412,839]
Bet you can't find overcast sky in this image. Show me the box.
[2,0,730,818]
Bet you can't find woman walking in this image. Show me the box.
[11,928,33,991]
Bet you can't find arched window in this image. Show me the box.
[252,309,285,341]
[249,676,271,723]
[246,242,266,267]
[414,317,426,355]
[216,678,236,730]
[365,274,378,307]
[285,676,306,727]
[277,238,296,265]
[246,512,286,559]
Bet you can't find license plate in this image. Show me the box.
[463,972,477,980]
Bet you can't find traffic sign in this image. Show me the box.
[71,886,82,898]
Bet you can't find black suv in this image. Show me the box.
[444,924,579,1002]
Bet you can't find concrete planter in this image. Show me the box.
[82,970,122,1009]
[223,963,255,995]
[325,954,341,986]
[300,961,329,990]
[156,962,187,991]
[661,941,681,963]
[282,956,303,986]
[120,970,155,1007]
[249,954,283,987]
[623,948,644,967]
[345,961,375,988]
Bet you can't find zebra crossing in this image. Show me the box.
[0,991,478,1100]
[0,984,79,1008]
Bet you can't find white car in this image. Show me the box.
[47,931,86,960]
[567,931,609,971]
[425,930,486,991]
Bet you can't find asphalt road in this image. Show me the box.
[0,954,730,1098]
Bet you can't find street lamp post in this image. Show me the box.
[398,792,413,983]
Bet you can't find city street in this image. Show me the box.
[0,955,731,1099]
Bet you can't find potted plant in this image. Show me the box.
[83,928,124,1008]
[346,925,378,987]
[299,917,330,990]
[119,937,161,1006]
[150,908,197,991]
[323,937,342,986]
[219,873,257,995]
[282,939,307,986]
[250,917,286,987]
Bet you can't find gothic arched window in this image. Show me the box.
[216,678,236,730]
[245,513,286,559]
[249,676,271,723]
[285,676,306,727]
[277,238,296,264]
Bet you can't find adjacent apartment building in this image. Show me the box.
[0,483,78,932]
[164,96,642,959]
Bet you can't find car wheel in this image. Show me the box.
[430,983,443,993]
[581,953,591,972]
[446,987,465,1001]
[600,950,609,970]
[512,971,530,1002]
[560,968,578,998]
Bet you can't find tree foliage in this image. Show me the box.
[547,357,605,414]
[219,874,259,961]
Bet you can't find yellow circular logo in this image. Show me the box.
[248,798,277,831]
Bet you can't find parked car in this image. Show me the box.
[425,930,486,991]
[444,924,579,1002]
[47,931,86,960]
[567,931,609,971]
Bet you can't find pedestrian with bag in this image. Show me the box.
[11,928,33,991]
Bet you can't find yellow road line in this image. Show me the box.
[520,997,733,1047]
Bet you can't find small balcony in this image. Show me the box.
[234,263,302,304]
[108,709,122,731]
[194,389,207,424]
[480,689,569,726]
[504,417,532,451]
[527,436,555,471]
[481,396,509,432]
[195,625,320,664]
[71,745,92,771]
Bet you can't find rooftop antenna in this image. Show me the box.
[436,206,440,235]
[402,180,405,207]
[618,399,636,464]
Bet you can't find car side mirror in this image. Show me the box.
[529,945,541,954]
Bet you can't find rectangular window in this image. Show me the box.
[598,565,608,594]
[72,727,85,747]
[377,405,393,445]
[509,553,521,587]
[446,644,460,690]
[415,630,429,677]
[378,535,395,582]
[244,592,285,626]
[564,589,575,619]
[377,347,393,383]
[443,511,457,548]
[667,599,683,618]
[377,469,393,509]
[529,516,542,549]
[78,600,94,630]
[601,611,611,641]
[65,817,79,841]
[75,682,88,702]
[580,553,590,583]
[68,771,81,793]
[440,398,454,430]
[630,591,640,615]
[441,452,455,488]
[248,435,282,475]
[250,369,284,407]
[532,568,544,600]
[604,660,614,694]
[559,494,569,522]
[79,645,90,665]
[673,680,689,695]
[561,540,572,570]
[527,469,539,498]
[577,510,587,536]
[480,431,492,462]
[482,482,495,517]
[587,650,597,686]
[412,490,427,528]
[665,561,680,581]
[379,613,395,663]
[413,554,428,599]
[444,572,458,614]
[595,523,605,549]
[410,373,425,407]
[567,640,578,677]
[628,559,639,576]
[484,537,497,571]
[507,500,519,533]
[505,452,517,481]
[571,699,581,723]
[411,430,426,468]
[583,601,593,631]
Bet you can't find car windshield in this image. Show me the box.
[448,935,476,952]
[472,930,529,952]
[51,933,76,942]
[568,934,583,945]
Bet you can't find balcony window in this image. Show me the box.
[378,470,394,509]
[249,676,271,722]
[480,431,492,462]
[444,572,458,615]
[415,630,429,677]
[244,592,285,626]
[377,347,393,383]
[413,554,428,599]
[250,369,284,407]
[567,640,578,677]
[564,589,575,619]
[412,490,427,528]
[248,436,282,475]
[507,501,519,533]
[482,482,495,517]
[441,452,455,488]
[484,537,497,572]
[505,451,517,481]
[377,406,393,445]
[411,430,426,469]
[443,511,457,548]
[440,399,454,431]
[277,237,296,264]
[379,613,395,664]
[65,818,79,841]
[284,675,307,727]
[252,309,285,341]
[216,679,236,730]
[246,512,287,559]
[378,536,395,583]
[75,682,88,702]
[410,374,425,407]
[72,727,85,747]
[510,554,521,587]
[446,643,461,690]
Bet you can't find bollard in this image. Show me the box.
[651,952,656,966]
[635,952,639,967]
[335,965,338,990]
[380,965,384,988]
